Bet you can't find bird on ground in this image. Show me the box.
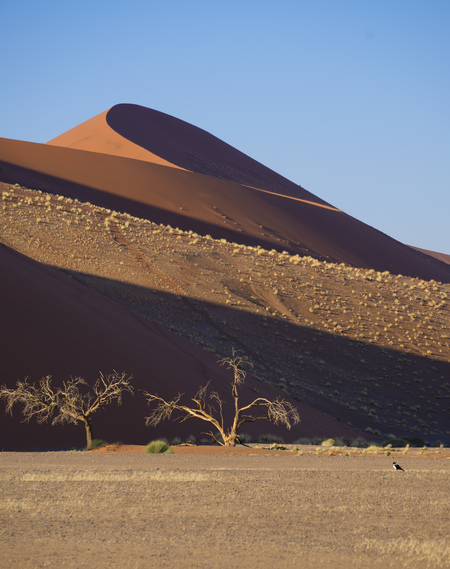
[393,461,404,471]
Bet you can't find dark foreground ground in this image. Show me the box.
[0,452,449,568]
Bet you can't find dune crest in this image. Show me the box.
[47,108,183,169]
[49,103,329,205]
[1,132,449,282]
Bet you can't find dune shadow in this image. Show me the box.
[105,103,328,203]
[1,252,448,451]
[66,268,450,446]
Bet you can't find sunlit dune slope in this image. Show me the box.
[47,107,184,169]
[1,136,449,282]
[0,245,358,450]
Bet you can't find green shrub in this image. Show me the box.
[321,438,336,447]
[350,437,370,448]
[293,437,313,445]
[171,437,182,446]
[210,432,224,445]
[258,433,284,444]
[334,437,353,447]
[86,439,107,451]
[382,438,406,447]
[402,436,426,447]
[237,432,253,444]
[145,440,174,454]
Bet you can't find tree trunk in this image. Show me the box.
[84,417,93,449]
[223,431,238,446]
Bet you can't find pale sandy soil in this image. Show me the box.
[0,451,449,569]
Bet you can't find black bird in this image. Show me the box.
[393,461,404,471]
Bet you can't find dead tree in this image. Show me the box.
[0,371,133,448]
[143,351,299,446]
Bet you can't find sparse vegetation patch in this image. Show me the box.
[1,183,449,444]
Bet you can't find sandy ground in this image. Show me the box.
[1,450,448,569]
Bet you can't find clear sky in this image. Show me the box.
[2,1,449,254]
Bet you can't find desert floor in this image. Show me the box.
[1,449,449,568]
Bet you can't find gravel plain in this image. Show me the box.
[1,451,449,568]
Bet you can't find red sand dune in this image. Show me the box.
[48,103,329,204]
[0,245,359,450]
[1,104,449,450]
[47,107,185,169]
[412,246,450,266]
[1,104,449,282]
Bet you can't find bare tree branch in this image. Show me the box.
[266,398,300,428]
[218,349,252,391]
[143,385,223,433]
[143,351,300,446]
[0,376,58,424]
[0,371,134,448]
[143,392,184,426]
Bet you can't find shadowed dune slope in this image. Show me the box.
[49,103,326,204]
[1,136,449,282]
[0,245,359,450]
[413,247,450,266]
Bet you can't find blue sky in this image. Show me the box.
[2,1,449,254]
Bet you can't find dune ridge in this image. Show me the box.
[47,107,185,169]
[50,103,328,204]
[1,132,449,283]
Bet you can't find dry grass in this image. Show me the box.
[0,452,449,568]
[18,470,209,482]
[357,538,450,568]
